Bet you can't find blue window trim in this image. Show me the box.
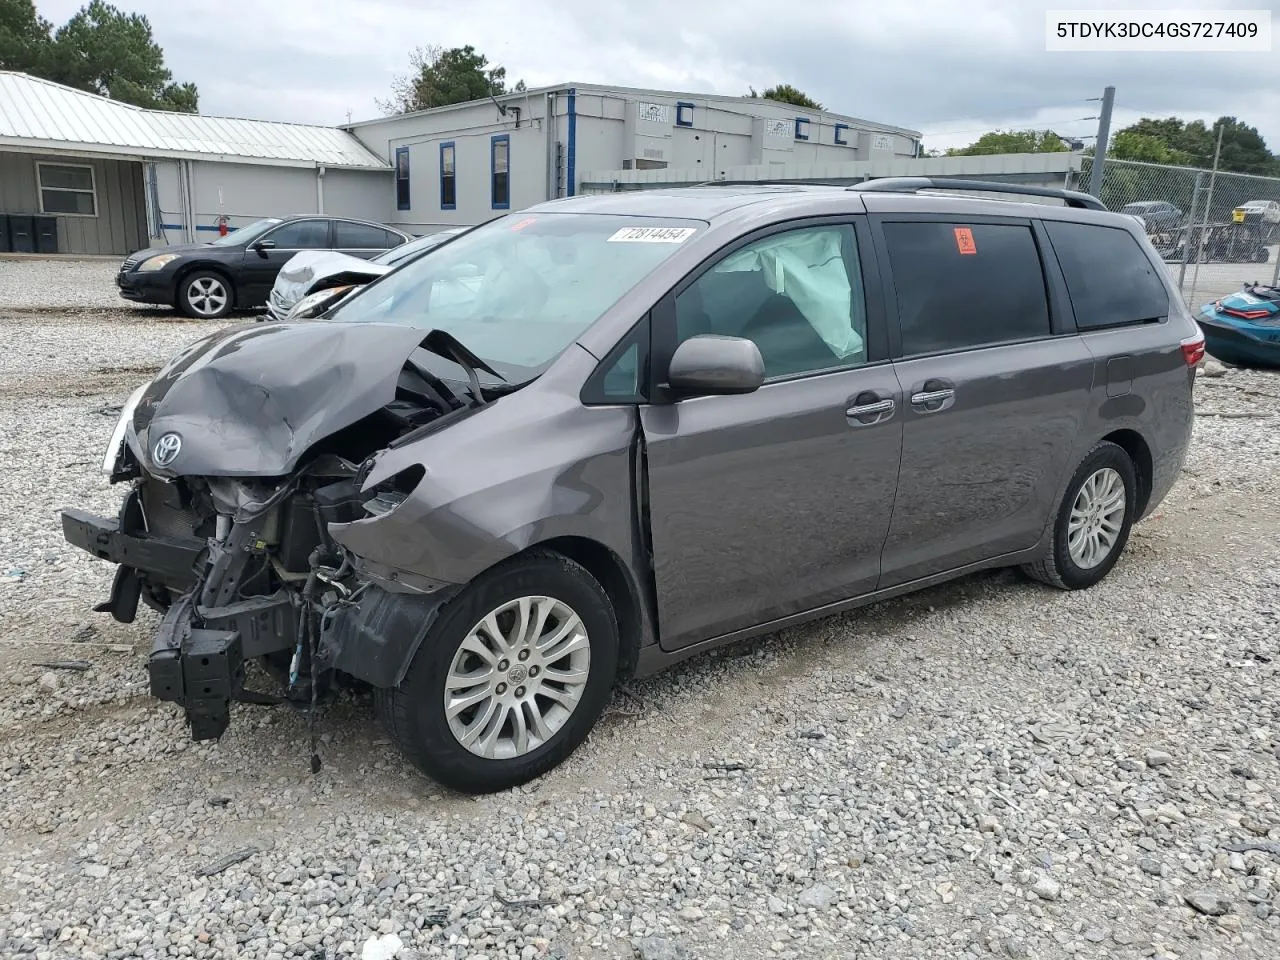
[439,141,456,211]
[834,123,849,146]
[675,101,694,127]
[490,133,511,210]
[566,89,576,197]
[394,146,410,211]
[794,117,810,141]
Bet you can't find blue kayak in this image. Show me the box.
[1197,284,1280,369]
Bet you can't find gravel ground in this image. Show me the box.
[0,259,135,311]
[1,270,1279,960]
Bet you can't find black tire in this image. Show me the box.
[1022,441,1138,591]
[176,269,235,320]
[376,549,619,794]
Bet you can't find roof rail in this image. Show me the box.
[846,177,1106,211]
[685,179,847,188]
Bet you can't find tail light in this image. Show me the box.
[1180,332,1205,367]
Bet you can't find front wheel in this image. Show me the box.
[377,550,619,794]
[177,270,234,319]
[1022,441,1138,590]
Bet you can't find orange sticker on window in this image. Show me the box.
[510,217,537,231]
[954,227,977,255]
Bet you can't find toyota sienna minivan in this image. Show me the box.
[62,178,1202,793]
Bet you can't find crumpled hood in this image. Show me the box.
[272,251,390,309]
[127,320,435,478]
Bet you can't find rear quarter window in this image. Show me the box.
[1044,221,1169,329]
[882,221,1051,356]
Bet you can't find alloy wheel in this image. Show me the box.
[444,596,591,760]
[186,276,228,317]
[1067,467,1126,570]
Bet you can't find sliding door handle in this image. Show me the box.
[910,388,955,407]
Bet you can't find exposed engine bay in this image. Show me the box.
[60,320,518,754]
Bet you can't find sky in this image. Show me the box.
[33,0,1280,153]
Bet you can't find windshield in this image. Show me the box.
[372,230,459,267]
[212,217,282,247]
[325,213,704,379]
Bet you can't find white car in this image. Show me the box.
[266,227,466,320]
[1236,200,1280,225]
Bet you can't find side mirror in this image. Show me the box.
[666,335,764,398]
[253,239,276,257]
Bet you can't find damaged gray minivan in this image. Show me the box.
[61,179,1201,793]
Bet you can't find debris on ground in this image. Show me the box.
[194,845,260,878]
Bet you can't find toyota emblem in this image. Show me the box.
[152,432,182,467]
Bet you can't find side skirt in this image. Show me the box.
[633,543,1046,677]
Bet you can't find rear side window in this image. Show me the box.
[335,221,397,249]
[882,221,1051,356]
[1044,221,1169,329]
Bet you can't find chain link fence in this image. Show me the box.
[1067,158,1280,308]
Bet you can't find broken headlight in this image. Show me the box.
[102,382,148,476]
[360,465,425,519]
[287,285,355,321]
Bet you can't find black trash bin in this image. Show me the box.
[8,215,34,253]
[0,214,10,253]
[34,216,57,254]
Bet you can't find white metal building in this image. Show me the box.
[0,72,391,255]
[345,83,925,234]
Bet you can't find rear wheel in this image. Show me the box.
[377,550,619,794]
[1022,441,1137,591]
[177,270,234,319]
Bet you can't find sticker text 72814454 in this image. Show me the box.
[607,226,698,243]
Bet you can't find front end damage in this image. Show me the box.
[60,320,493,743]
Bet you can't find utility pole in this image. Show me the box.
[1087,85,1115,197]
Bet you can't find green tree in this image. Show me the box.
[50,1,196,111]
[747,83,823,110]
[0,0,196,111]
[0,0,52,74]
[1114,116,1277,174]
[946,129,1069,156]
[1105,129,1192,165]
[380,44,515,113]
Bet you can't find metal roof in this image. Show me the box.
[346,81,922,140]
[0,72,389,170]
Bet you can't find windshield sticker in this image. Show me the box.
[953,227,977,255]
[607,226,697,243]
[510,217,537,231]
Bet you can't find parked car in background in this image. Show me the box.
[267,227,466,321]
[63,178,1201,794]
[1121,200,1184,233]
[116,216,413,319]
[1234,199,1280,227]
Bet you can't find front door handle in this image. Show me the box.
[846,396,896,425]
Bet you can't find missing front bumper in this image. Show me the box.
[60,507,203,594]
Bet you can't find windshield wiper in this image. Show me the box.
[415,329,506,408]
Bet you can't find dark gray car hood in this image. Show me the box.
[127,320,436,478]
